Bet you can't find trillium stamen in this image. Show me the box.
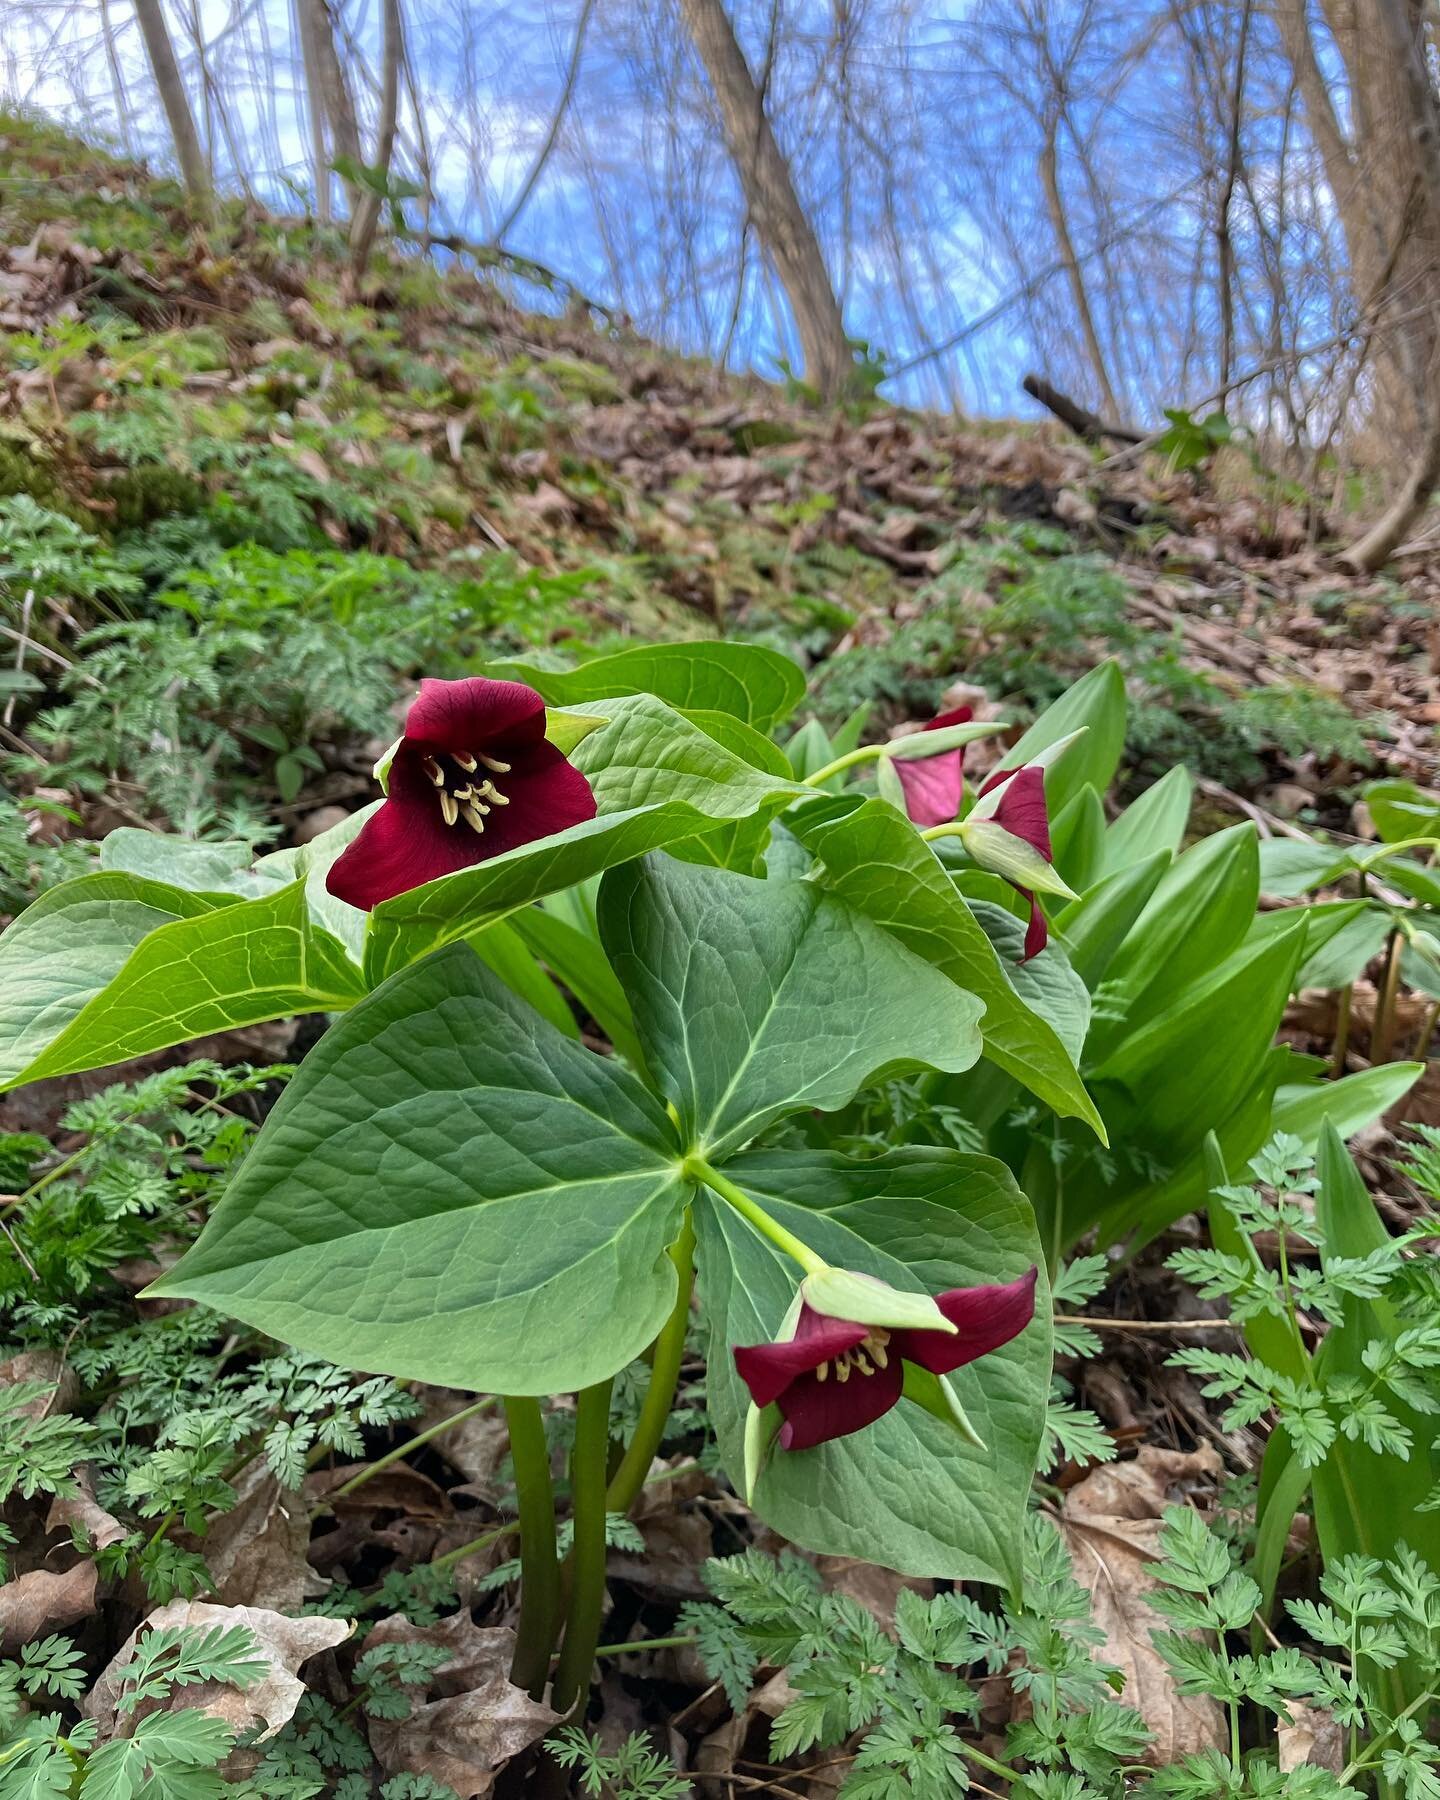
[453,752,478,772]
[439,789,459,826]
[478,752,512,774]
[422,756,445,786]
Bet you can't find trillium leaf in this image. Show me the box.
[597,855,984,1158]
[968,900,1090,1065]
[98,828,291,899]
[486,641,807,732]
[0,875,363,1092]
[696,1147,1049,1587]
[150,944,689,1395]
[788,796,1104,1136]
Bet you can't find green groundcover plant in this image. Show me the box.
[0,641,1416,1707]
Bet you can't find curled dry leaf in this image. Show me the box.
[46,1472,128,1552]
[362,1609,559,1799]
[0,1559,97,1652]
[84,1598,352,1743]
[1060,1444,1226,1766]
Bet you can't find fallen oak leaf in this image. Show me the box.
[0,1559,97,1652]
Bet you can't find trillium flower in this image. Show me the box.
[890,705,974,827]
[734,1264,1037,1456]
[327,676,597,911]
[961,761,1073,962]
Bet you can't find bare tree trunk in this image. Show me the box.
[298,0,362,208]
[677,0,851,398]
[348,0,402,284]
[1039,114,1120,420]
[295,0,332,221]
[1273,0,1440,466]
[131,0,209,198]
[1342,0,1440,568]
[1216,0,1253,387]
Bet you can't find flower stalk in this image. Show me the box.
[606,1214,697,1513]
[503,1395,561,1698]
[551,1378,615,1714]
[683,1154,826,1274]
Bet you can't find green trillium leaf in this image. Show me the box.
[486,641,807,733]
[149,943,689,1395]
[597,855,984,1157]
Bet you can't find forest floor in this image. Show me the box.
[2,110,1440,1800]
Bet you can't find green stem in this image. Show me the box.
[1355,836,1440,872]
[1340,1689,1440,1783]
[1372,927,1405,1065]
[918,821,966,842]
[551,1379,614,1715]
[684,1155,825,1274]
[330,1394,496,1499]
[503,1396,561,1699]
[962,1745,1021,1784]
[1331,981,1353,1077]
[606,1215,696,1514]
[593,1633,699,1657]
[801,744,884,787]
[427,1518,517,1578]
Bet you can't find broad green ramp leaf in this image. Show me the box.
[363,695,802,983]
[487,641,806,732]
[0,878,364,1092]
[994,660,1125,814]
[151,945,689,1395]
[598,856,984,1156]
[789,797,1103,1136]
[696,1147,1049,1586]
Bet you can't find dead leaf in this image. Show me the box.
[46,1473,128,1551]
[202,1458,318,1611]
[84,1599,351,1743]
[1277,1699,1345,1773]
[0,1560,97,1651]
[1060,1446,1226,1765]
[363,1610,558,1798]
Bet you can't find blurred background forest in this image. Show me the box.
[7,0,1440,566]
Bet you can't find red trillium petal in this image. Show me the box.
[1020,891,1048,962]
[733,1306,869,1409]
[894,752,963,828]
[892,1267,1039,1376]
[776,1355,904,1451]
[326,748,482,911]
[930,704,974,730]
[989,765,1052,860]
[405,676,547,754]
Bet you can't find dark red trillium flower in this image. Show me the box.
[326,676,597,911]
[733,1267,1037,1451]
[966,763,1062,962]
[892,704,973,828]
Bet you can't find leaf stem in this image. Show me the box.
[606,1214,696,1514]
[551,1379,614,1715]
[684,1155,826,1275]
[503,1395,561,1698]
[330,1394,497,1499]
[800,744,883,787]
[592,1633,699,1657]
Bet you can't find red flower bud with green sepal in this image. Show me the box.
[327,676,597,911]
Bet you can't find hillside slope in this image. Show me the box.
[1,109,1435,861]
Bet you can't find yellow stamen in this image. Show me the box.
[461,803,487,834]
[835,1357,851,1383]
[815,1362,828,1382]
[871,1342,889,1369]
[439,790,459,827]
[454,752,478,772]
[422,756,444,786]
[854,1352,874,1377]
[479,752,511,774]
